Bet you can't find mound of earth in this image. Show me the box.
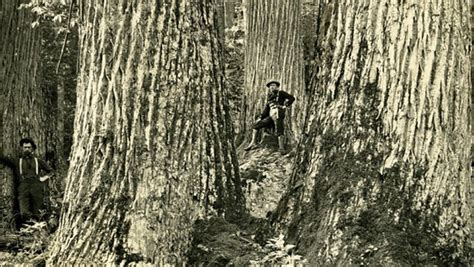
[238,134,295,218]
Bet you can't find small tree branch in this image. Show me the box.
[56,0,75,74]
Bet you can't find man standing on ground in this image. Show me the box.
[0,138,53,224]
[245,80,295,153]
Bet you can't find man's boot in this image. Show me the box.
[245,130,259,151]
[278,135,287,154]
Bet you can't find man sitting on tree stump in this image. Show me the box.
[0,138,53,225]
[245,80,295,153]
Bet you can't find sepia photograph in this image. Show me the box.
[0,0,472,265]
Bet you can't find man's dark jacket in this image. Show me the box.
[260,89,295,119]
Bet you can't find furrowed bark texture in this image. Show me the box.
[240,0,305,143]
[275,0,472,265]
[224,0,236,28]
[470,1,474,243]
[0,0,45,231]
[48,0,244,264]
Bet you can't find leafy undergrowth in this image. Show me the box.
[0,220,52,266]
[187,215,306,266]
[187,216,266,266]
[0,169,63,266]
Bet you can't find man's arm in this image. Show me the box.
[38,158,53,174]
[38,158,54,182]
[281,91,295,107]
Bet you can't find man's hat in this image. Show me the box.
[266,80,280,88]
[20,137,37,150]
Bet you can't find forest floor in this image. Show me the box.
[187,135,305,265]
[0,135,305,265]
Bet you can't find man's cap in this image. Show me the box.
[20,137,37,150]
[266,80,280,88]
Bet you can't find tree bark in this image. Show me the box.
[224,0,236,28]
[239,0,305,144]
[470,0,474,245]
[217,0,226,42]
[275,0,472,265]
[56,79,65,166]
[0,0,45,231]
[48,0,244,264]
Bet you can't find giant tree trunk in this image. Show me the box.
[0,0,46,231]
[275,0,472,265]
[239,0,305,144]
[48,0,244,264]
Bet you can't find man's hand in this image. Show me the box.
[39,175,51,182]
